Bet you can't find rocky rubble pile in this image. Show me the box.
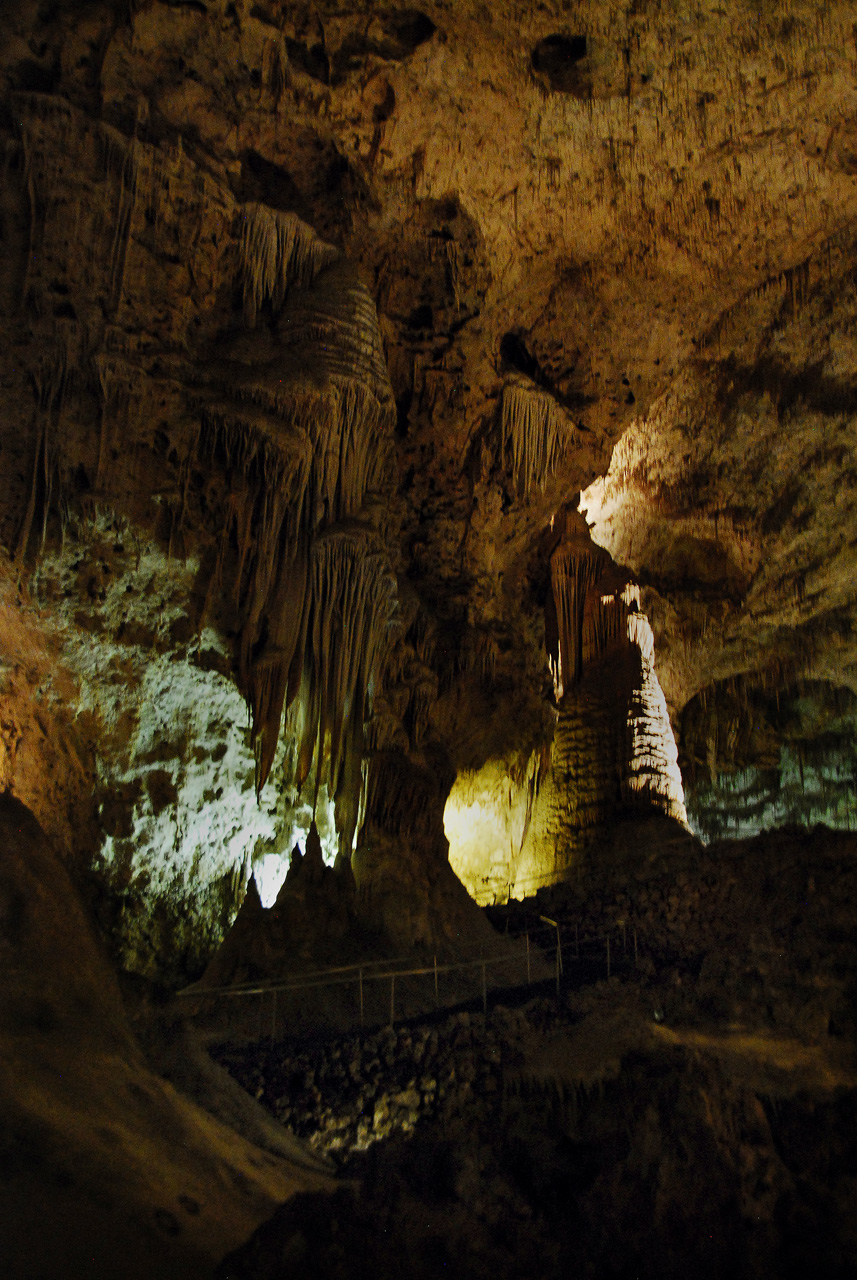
[212,823,857,1278]
[213,1002,558,1161]
[495,819,857,1038]
[217,978,857,1280]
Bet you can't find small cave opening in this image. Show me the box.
[531,34,590,96]
[396,386,413,438]
[499,329,587,409]
[373,81,396,123]
[499,330,542,382]
[285,38,330,84]
[10,57,60,94]
[331,13,436,83]
[407,303,434,332]
[236,149,308,218]
[380,11,437,57]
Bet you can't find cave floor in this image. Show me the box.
[210,821,857,1280]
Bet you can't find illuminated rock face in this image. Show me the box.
[580,247,857,839]
[24,515,345,974]
[446,525,685,905]
[678,677,857,842]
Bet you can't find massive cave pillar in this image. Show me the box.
[526,515,686,880]
[354,747,459,951]
[529,516,686,881]
[447,514,686,903]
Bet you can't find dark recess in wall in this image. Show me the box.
[286,38,330,84]
[237,150,308,218]
[531,34,588,95]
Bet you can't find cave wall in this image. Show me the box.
[3,0,857,974]
[582,235,857,838]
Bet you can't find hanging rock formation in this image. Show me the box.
[2,0,857,978]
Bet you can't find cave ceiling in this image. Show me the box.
[3,0,857,968]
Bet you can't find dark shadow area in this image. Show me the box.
[531,34,589,96]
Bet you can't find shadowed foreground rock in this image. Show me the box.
[0,794,335,1280]
[215,822,857,1280]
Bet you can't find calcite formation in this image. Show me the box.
[2,0,857,977]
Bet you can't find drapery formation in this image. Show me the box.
[16,89,401,862]
[500,375,576,498]
[200,218,398,848]
[238,202,339,326]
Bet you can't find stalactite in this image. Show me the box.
[549,531,610,699]
[199,357,397,836]
[584,593,628,666]
[500,375,574,498]
[304,527,397,798]
[405,665,439,745]
[206,262,396,533]
[248,541,311,793]
[200,224,398,853]
[15,350,66,564]
[99,130,138,315]
[271,526,397,856]
[237,202,339,326]
[199,402,313,790]
[94,355,142,490]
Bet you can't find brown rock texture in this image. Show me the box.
[6,6,857,1277]
[0,791,335,1280]
[2,0,857,972]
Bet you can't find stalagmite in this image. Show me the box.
[500,375,575,498]
[626,608,687,823]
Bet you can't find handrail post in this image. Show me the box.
[390,973,395,1025]
[539,915,561,996]
[359,967,364,1025]
[526,932,531,984]
[482,961,487,1015]
[633,929,638,967]
[434,954,439,1007]
[271,988,277,1040]
[606,935,611,980]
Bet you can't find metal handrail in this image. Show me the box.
[177,920,641,1010]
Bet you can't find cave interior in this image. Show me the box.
[2,2,857,1278]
